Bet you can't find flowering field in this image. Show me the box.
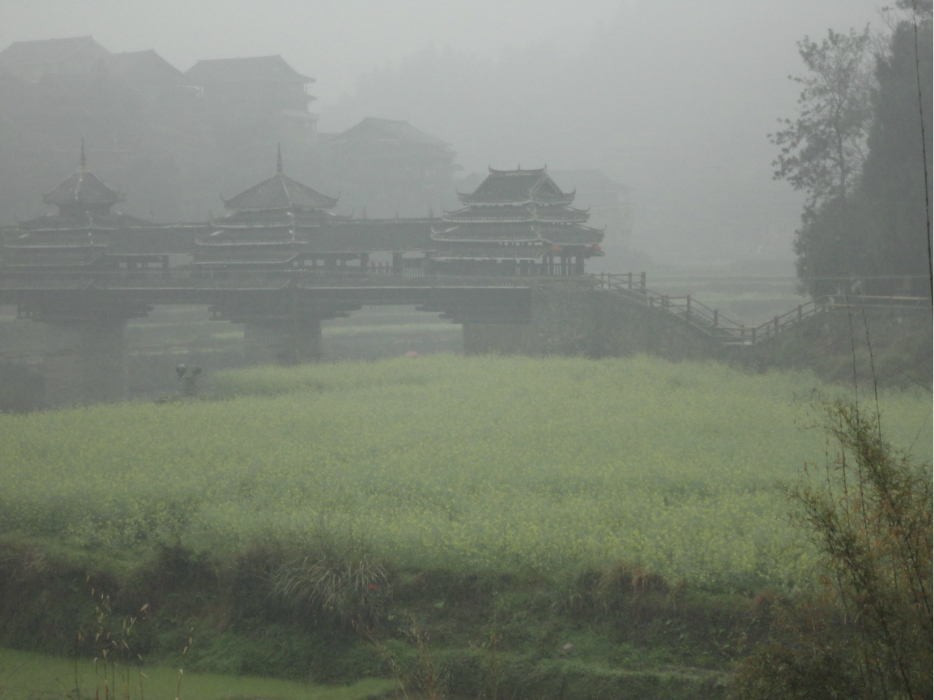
[1,355,930,588]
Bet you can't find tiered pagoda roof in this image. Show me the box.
[41,145,126,214]
[2,143,147,268]
[195,148,340,266]
[457,167,575,205]
[432,167,603,260]
[221,160,337,212]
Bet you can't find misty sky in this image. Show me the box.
[1,0,885,266]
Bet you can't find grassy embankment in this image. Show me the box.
[0,647,392,700]
[0,355,930,698]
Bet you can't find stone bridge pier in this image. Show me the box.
[1,279,534,406]
[11,292,151,408]
[43,318,130,407]
[210,288,358,366]
[243,317,324,365]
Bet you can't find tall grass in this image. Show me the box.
[0,355,929,589]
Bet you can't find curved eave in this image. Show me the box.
[18,211,148,231]
[195,238,305,248]
[537,205,589,223]
[432,253,548,261]
[17,228,119,236]
[443,214,536,224]
[487,166,547,176]
[0,260,107,270]
[192,255,302,267]
[537,216,588,224]
[210,221,324,230]
[530,181,575,204]
[455,195,533,205]
[538,224,604,246]
[456,193,576,206]
[4,243,109,251]
[196,226,299,247]
[430,225,543,243]
[223,202,338,213]
[443,211,589,225]
[535,193,576,205]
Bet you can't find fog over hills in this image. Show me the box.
[0,0,883,267]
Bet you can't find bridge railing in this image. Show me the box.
[593,272,751,343]
[826,294,932,309]
[593,272,931,346]
[741,297,829,343]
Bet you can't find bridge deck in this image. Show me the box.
[0,268,538,325]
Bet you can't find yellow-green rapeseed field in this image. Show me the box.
[1,355,930,589]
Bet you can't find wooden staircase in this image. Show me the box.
[591,273,931,347]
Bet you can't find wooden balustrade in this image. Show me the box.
[590,273,930,347]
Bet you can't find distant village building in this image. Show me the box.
[0,37,185,104]
[0,36,111,83]
[183,55,318,138]
[316,117,460,219]
[431,167,603,275]
[109,50,187,102]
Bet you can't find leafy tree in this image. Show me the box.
[771,27,874,298]
[775,9,933,297]
[730,399,933,700]
[849,3,933,296]
[771,28,875,211]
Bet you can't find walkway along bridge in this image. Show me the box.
[1,267,930,407]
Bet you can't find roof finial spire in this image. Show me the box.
[276,143,283,174]
[80,138,87,170]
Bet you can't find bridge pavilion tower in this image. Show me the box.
[431,166,604,276]
[1,142,159,406]
[194,148,344,364]
[429,167,604,353]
